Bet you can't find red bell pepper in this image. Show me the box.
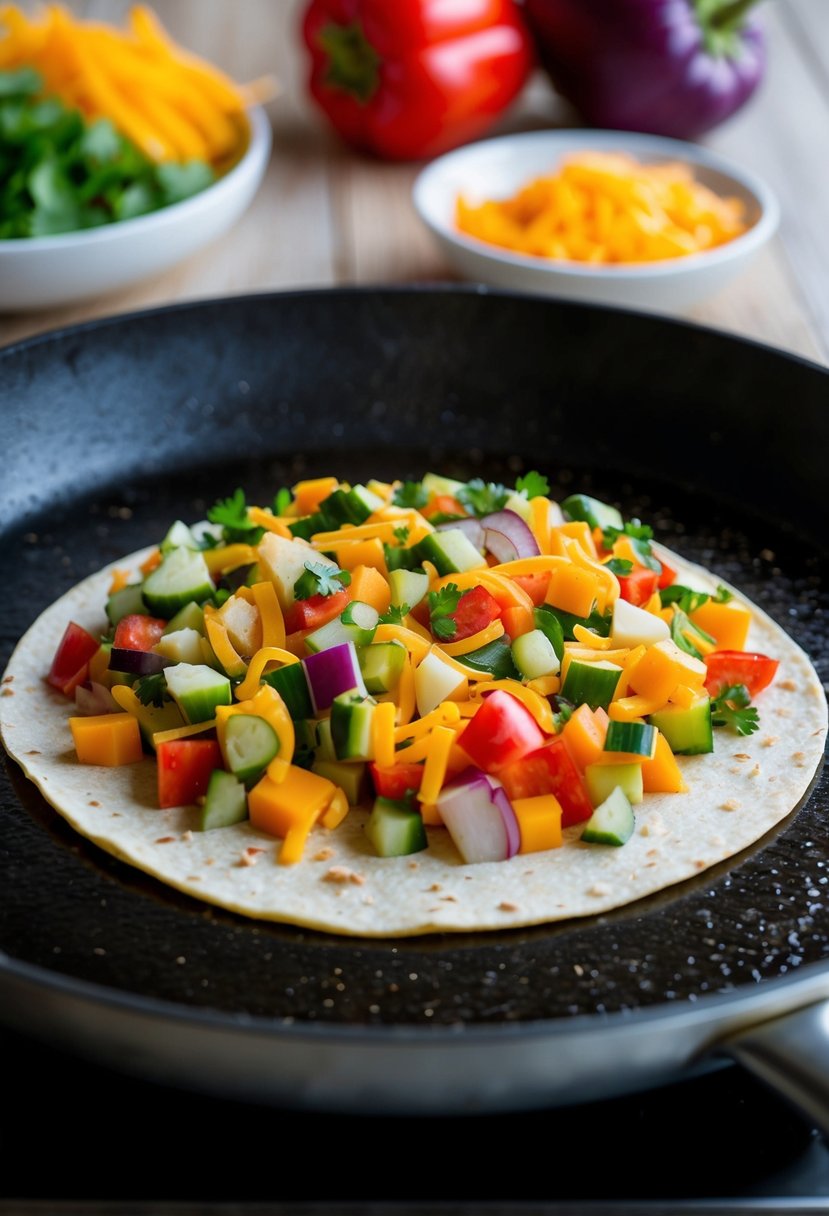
[284,588,351,635]
[46,621,101,696]
[301,0,534,160]
[113,613,167,652]
[441,585,502,643]
[617,566,659,607]
[704,650,779,698]
[369,760,425,799]
[498,735,593,826]
[459,689,546,773]
[157,738,222,809]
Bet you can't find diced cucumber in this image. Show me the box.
[385,546,422,573]
[581,786,634,846]
[224,714,279,785]
[106,583,147,626]
[306,602,379,653]
[388,568,429,610]
[611,598,670,649]
[130,692,185,749]
[288,513,324,541]
[561,659,623,711]
[330,690,376,761]
[164,663,232,724]
[512,629,560,680]
[422,472,465,498]
[261,662,314,720]
[319,487,372,526]
[163,600,205,636]
[459,636,520,680]
[197,769,248,831]
[142,547,215,617]
[314,716,336,762]
[350,484,385,514]
[585,761,644,807]
[413,529,486,576]
[561,493,623,531]
[604,720,658,759]
[532,605,565,660]
[365,795,428,857]
[536,602,610,642]
[154,627,205,666]
[414,650,466,717]
[650,695,714,755]
[358,640,406,694]
[161,520,198,553]
[312,758,366,805]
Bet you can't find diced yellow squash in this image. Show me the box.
[69,713,143,766]
[690,599,751,651]
[333,537,389,578]
[546,563,600,618]
[514,794,563,853]
[549,521,598,559]
[562,704,609,770]
[350,564,392,614]
[292,476,339,516]
[641,732,687,793]
[627,639,706,703]
[248,766,337,864]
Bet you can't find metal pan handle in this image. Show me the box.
[722,998,829,1138]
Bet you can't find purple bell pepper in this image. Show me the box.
[523,0,765,140]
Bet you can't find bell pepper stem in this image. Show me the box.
[709,0,761,30]
[317,22,380,105]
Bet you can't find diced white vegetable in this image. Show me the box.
[154,627,204,666]
[218,595,261,657]
[257,533,337,609]
[414,650,467,718]
[611,598,671,649]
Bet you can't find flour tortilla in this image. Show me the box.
[1,546,826,937]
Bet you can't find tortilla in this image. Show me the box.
[0,545,825,938]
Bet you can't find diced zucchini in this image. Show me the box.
[358,640,406,694]
[142,547,215,617]
[106,583,147,626]
[365,795,428,857]
[650,695,714,755]
[261,662,314,720]
[154,627,205,666]
[604,720,658,759]
[197,769,248,831]
[164,662,232,724]
[307,602,379,654]
[388,568,429,610]
[129,691,185,749]
[314,716,336,762]
[224,713,280,785]
[422,472,465,498]
[413,529,486,576]
[561,659,623,711]
[581,786,634,846]
[512,629,560,680]
[384,546,422,573]
[330,690,376,761]
[163,601,205,636]
[585,761,644,807]
[161,520,198,553]
[532,606,565,660]
[319,487,372,526]
[350,484,385,514]
[312,759,366,805]
[561,493,623,531]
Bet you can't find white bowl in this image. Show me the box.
[0,105,272,311]
[413,129,779,314]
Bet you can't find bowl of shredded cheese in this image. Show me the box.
[413,129,778,314]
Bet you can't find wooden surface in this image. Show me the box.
[1,0,828,365]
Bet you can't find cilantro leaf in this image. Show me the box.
[274,487,293,516]
[550,695,575,733]
[428,583,462,640]
[458,478,510,518]
[392,481,428,509]
[711,683,760,736]
[602,519,654,548]
[207,488,264,544]
[293,560,352,601]
[515,471,549,499]
[660,584,710,615]
[714,584,733,604]
[392,525,410,545]
[134,673,169,708]
[379,603,410,625]
[604,558,633,576]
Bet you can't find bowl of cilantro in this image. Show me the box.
[0,67,271,311]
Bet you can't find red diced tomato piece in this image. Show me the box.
[656,554,678,589]
[459,690,546,773]
[283,588,350,634]
[441,585,502,642]
[704,651,779,698]
[617,566,659,606]
[113,613,167,652]
[157,739,222,809]
[369,761,425,799]
[46,621,101,696]
[510,573,550,606]
[498,736,593,827]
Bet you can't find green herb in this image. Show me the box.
[515,470,549,499]
[714,585,733,604]
[379,603,410,625]
[711,684,760,736]
[392,525,410,545]
[293,560,352,601]
[601,520,654,548]
[604,558,633,577]
[274,487,293,516]
[458,478,510,517]
[660,584,711,615]
[392,481,428,509]
[428,583,462,640]
[134,673,169,708]
[550,696,575,733]
[207,488,264,545]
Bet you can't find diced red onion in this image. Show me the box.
[74,681,119,716]
[303,641,367,713]
[109,647,170,676]
[436,516,485,551]
[436,766,520,864]
[481,509,540,563]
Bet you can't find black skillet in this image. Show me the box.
[1,286,828,1121]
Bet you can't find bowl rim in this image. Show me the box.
[412,128,780,281]
[0,103,271,255]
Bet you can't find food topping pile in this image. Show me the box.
[456,152,749,264]
[48,472,780,868]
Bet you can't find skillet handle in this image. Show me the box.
[722,999,829,1138]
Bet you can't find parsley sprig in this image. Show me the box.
[379,603,410,625]
[601,519,661,572]
[515,471,549,499]
[711,684,760,736]
[660,582,733,614]
[392,481,428,509]
[428,583,462,640]
[134,673,169,708]
[457,479,509,518]
[207,488,264,545]
[293,561,352,601]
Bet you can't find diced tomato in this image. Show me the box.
[441,585,502,642]
[656,554,678,589]
[617,566,659,607]
[459,690,546,773]
[113,613,167,652]
[157,739,222,809]
[46,621,101,696]
[704,651,779,698]
[369,761,425,799]
[283,588,350,634]
[511,572,550,606]
[499,736,594,826]
[422,494,467,520]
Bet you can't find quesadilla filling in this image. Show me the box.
[49,471,782,867]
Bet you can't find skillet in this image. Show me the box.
[1,285,828,1122]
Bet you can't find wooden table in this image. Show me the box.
[2,0,828,365]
